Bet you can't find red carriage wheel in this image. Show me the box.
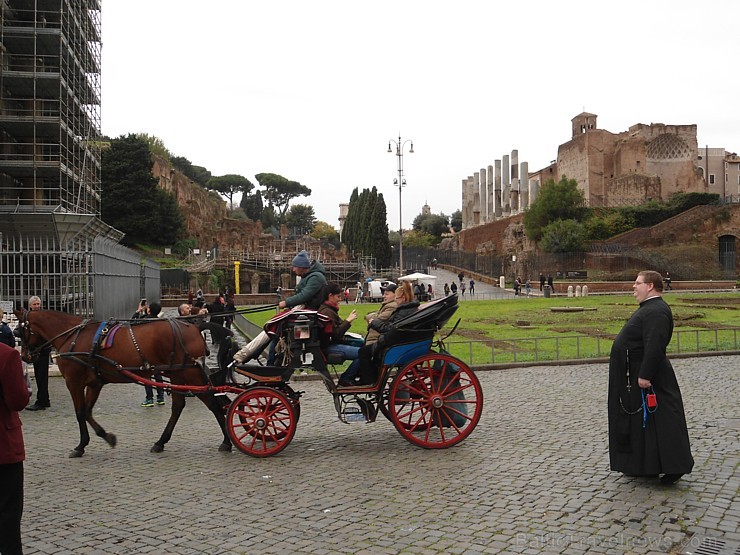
[227,387,297,457]
[388,353,483,449]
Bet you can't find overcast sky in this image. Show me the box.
[101,0,740,231]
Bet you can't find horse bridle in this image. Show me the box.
[17,310,85,363]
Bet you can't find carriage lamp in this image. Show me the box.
[293,315,312,340]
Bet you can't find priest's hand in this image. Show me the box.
[638,378,652,389]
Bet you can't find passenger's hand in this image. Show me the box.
[347,309,357,323]
[278,301,286,309]
[638,378,651,389]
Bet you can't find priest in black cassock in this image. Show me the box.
[608,270,693,484]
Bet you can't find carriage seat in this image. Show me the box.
[381,338,433,367]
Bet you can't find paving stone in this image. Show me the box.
[18,354,739,554]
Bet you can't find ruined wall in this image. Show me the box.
[152,156,261,252]
[607,174,661,206]
[457,213,530,255]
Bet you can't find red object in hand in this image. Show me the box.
[646,393,657,408]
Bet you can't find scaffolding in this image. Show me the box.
[0,1,155,316]
[0,0,102,214]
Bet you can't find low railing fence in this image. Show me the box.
[444,327,740,367]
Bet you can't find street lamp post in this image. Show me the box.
[388,134,413,273]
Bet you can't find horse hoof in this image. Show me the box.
[69,449,84,458]
[218,442,232,452]
[150,444,164,453]
[106,433,117,448]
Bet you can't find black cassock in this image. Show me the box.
[608,296,694,475]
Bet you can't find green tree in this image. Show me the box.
[412,212,450,241]
[368,192,392,266]
[240,190,263,222]
[403,229,436,248]
[311,221,341,247]
[285,204,316,236]
[136,133,171,160]
[171,156,212,187]
[101,134,183,246]
[341,187,391,264]
[255,173,311,219]
[341,188,360,246]
[450,209,463,233]
[539,219,586,253]
[524,176,586,242]
[207,174,254,209]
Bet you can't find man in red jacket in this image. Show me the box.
[0,341,31,555]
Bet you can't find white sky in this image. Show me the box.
[101,0,740,230]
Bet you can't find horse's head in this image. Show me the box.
[13,308,44,363]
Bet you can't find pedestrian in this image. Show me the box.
[514,277,522,296]
[608,270,693,484]
[469,278,475,295]
[344,287,350,304]
[132,301,166,407]
[24,296,52,411]
[525,279,531,297]
[187,289,194,305]
[427,283,433,300]
[458,271,465,284]
[539,272,545,292]
[0,309,15,348]
[664,272,672,290]
[450,282,458,295]
[547,273,554,293]
[354,282,363,304]
[0,341,30,555]
[460,282,466,297]
[443,283,450,296]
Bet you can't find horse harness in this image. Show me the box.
[22,313,200,383]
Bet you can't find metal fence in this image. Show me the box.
[443,327,740,367]
[0,235,158,320]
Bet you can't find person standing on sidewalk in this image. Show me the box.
[24,296,51,411]
[0,341,31,555]
[132,301,166,407]
[608,270,693,484]
[0,309,15,348]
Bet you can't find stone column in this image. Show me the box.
[494,160,502,218]
[479,167,487,223]
[529,178,539,206]
[520,161,529,209]
[487,164,494,222]
[472,171,481,226]
[461,178,469,229]
[510,150,519,213]
[502,154,510,216]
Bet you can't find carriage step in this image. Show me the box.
[342,407,366,423]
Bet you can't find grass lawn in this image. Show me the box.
[241,292,740,366]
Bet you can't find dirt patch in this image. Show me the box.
[456,329,491,341]
[675,297,740,309]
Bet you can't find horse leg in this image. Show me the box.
[64,378,91,458]
[198,391,232,452]
[83,381,117,449]
[150,391,186,453]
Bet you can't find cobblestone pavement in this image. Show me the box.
[19,355,739,555]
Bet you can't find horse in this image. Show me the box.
[14,308,234,458]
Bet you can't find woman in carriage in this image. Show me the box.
[350,281,419,386]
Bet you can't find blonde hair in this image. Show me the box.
[397,281,414,303]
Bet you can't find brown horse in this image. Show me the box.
[15,309,233,458]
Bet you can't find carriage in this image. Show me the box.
[15,293,482,458]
